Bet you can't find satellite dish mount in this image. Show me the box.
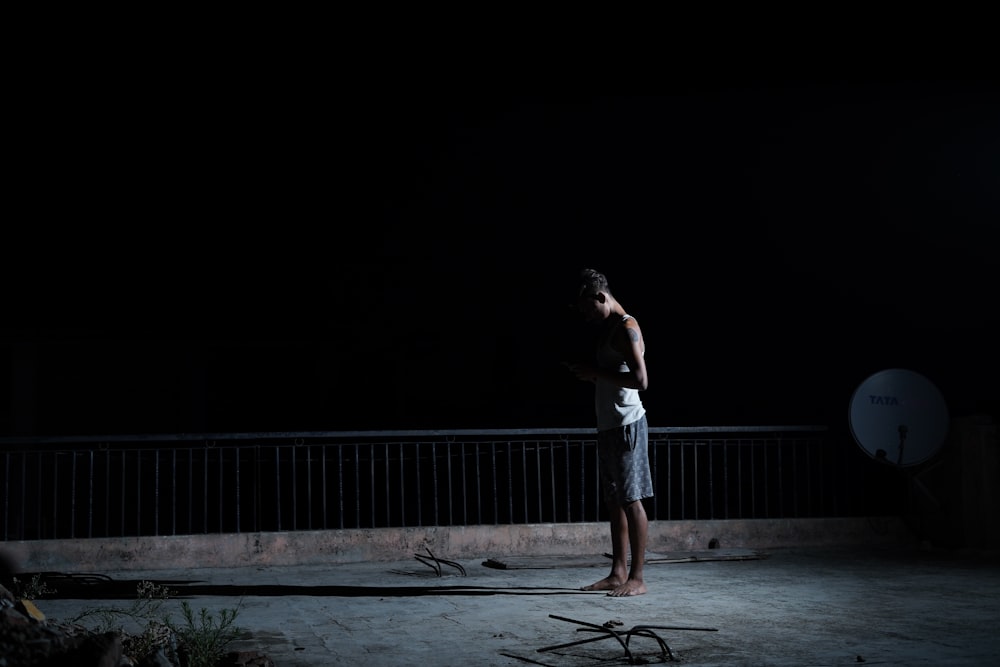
[848,368,950,544]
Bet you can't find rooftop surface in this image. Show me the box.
[21,544,1000,666]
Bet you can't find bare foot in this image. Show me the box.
[581,575,624,592]
[607,579,646,597]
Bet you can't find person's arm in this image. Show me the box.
[564,320,648,390]
[612,319,648,391]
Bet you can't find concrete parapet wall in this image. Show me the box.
[2,516,912,573]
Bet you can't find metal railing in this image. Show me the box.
[0,426,890,541]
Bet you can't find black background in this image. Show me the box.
[4,63,998,437]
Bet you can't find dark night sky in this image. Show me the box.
[4,74,998,436]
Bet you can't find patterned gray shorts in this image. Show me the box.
[596,414,653,505]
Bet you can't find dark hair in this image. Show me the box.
[578,268,610,298]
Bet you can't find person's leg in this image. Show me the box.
[582,498,629,591]
[608,498,648,597]
[583,417,651,596]
[581,498,648,596]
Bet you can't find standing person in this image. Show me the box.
[564,268,652,597]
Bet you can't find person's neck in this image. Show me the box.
[600,306,625,329]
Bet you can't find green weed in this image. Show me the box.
[10,573,57,600]
[165,599,245,667]
[69,580,245,666]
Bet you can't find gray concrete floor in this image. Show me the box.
[27,544,1000,666]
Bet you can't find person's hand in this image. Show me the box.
[562,361,598,383]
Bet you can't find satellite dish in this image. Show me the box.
[848,368,950,467]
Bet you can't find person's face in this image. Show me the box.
[577,291,606,322]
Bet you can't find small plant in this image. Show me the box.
[68,580,246,666]
[165,599,245,667]
[72,580,179,663]
[71,580,175,633]
[11,574,57,600]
